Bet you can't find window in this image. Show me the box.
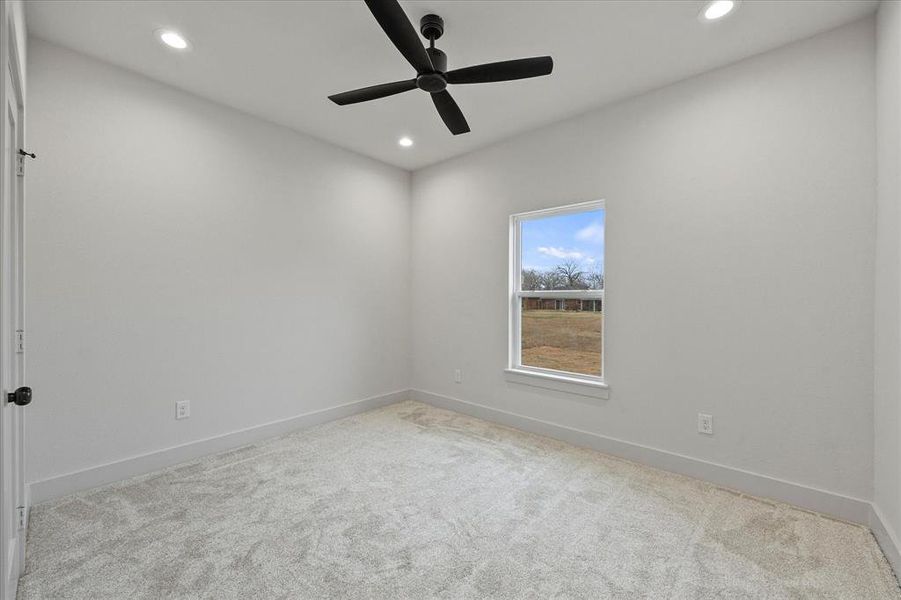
[508,201,606,391]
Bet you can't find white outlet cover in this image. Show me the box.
[176,400,190,420]
[698,413,713,435]
[454,369,462,383]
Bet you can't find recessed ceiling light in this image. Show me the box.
[156,29,189,50]
[398,137,414,148]
[700,0,737,21]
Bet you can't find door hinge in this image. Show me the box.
[16,506,26,530]
[15,155,25,177]
[15,330,24,354]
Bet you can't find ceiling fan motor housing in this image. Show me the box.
[426,46,447,71]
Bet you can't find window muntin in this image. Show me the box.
[510,201,605,381]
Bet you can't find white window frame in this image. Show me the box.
[506,200,608,398]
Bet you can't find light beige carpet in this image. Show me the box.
[18,401,900,599]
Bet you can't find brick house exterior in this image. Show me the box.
[521,298,602,312]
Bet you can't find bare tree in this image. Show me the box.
[540,269,565,290]
[555,260,587,289]
[521,264,598,291]
[521,269,543,290]
[586,268,604,290]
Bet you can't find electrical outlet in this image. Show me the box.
[454,369,462,383]
[698,413,713,435]
[175,400,190,420]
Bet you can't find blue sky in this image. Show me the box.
[521,209,605,273]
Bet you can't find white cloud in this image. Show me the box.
[537,246,585,260]
[575,222,604,245]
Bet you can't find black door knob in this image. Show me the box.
[7,387,31,406]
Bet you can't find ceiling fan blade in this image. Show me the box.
[446,56,553,85]
[328,79,417,105]
[431,90,470,135]
[363,0,433,74]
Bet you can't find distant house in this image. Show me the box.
[521,297,602,312]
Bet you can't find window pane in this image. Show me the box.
[517,206,604,377]
[520,299,603,377]
[520,209,604,291]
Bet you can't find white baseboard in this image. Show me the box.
[411,389,872,525]
[870,503,901,579]
[28,390,409,504]
[27,386,881,532]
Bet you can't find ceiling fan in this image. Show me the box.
[328,0,554,135]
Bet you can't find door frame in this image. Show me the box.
[0,5,26,600]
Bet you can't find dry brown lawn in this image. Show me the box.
[521,310,603,377]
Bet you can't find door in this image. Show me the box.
[1,33,26,600]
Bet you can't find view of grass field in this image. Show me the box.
[521,310,603,377]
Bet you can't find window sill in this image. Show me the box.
[503,368,609,399]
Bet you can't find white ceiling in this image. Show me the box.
[26,0,877,170]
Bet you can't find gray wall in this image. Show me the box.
[25,16,884,513]
[25,40,411,483]
[411,20,876,500]
[875,0,901,552]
